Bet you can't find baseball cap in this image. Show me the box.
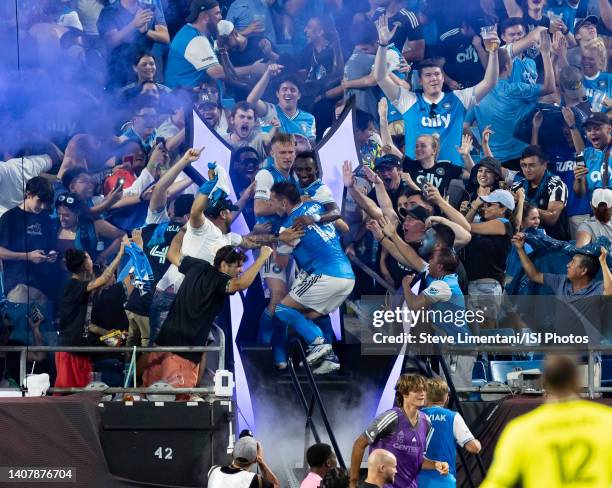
[217,20,235,37]
[374,154,402,169]
[204,197,239,217]
[574,15,599,33]
[592,188,612,207]
[186,0,219,23]
[475,156,503,178]
[233,436,258,464]
[583,112,610,128]
[559,66,586,99]
[400,205,429,222]
[480,189,515,211]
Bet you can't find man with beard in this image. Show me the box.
[165,0,224,88]
[361,450,398,488]
[224,102,276,161]
[247,66,317,143]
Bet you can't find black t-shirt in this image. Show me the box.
[463,218,514,284]
[404,159,463,197]
[299,44,336,84]
[58,279,90,347]
[372,7,423,51]
[125,220,182,316]
[0,206,56,294]
[209,466,273,488]
[360,483,380,488]
[523,15,550,77]
[90,283,128,361]
[511,175,569,240]
[428,28,485,88]
[155,257,232,363]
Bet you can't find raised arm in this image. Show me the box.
[473,34,500,103]
[343,161,384,221]
[599,247,612,296]
[426,185,472,232]
[190,173,218,229]
[378,98,404,158]
[86,237,128,292]
[374,14,403,102]
[166,227,186,266]
[512,232,544,285]
[227,246,273,292]
[539,31,556,96]
[503,0,523,17]
[246,64,282,117]
[561,107,585,153]
[600,0,612,31]
[149,147,202,212]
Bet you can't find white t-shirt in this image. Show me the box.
[156,219,242,292]
[0,155,52,217]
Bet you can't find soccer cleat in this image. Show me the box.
[312,353,340,375]
[275,362,288,371]
[305,343,332,367]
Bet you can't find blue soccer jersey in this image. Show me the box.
[503,43,538,86]
[254,166,295,233]
[418,405,475,487]
[583,146,612,192]
[583,72,612,112]
[392,87,476,166]
[299,180,336,205]
[277,202,354,279]
[261,103,316,142]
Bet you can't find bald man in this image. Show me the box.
[481,355,612,488]
[361,449,397,488]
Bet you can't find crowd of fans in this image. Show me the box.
[0,0,612,394]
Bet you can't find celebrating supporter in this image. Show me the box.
[247,65,317,142]
[223,101,276,159]
[374,12,500,167]
[574,112,612,198]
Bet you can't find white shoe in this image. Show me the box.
[312,354,341,375]
[305,343,332,367]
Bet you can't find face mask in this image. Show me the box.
[418,228,437,258]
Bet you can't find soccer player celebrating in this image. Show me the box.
[349,374,449,488]
[270,182,355,374]
[373,12,500,167]
[481,355,612,488]
[418,378,481,488]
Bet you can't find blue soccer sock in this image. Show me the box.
[275,304,323,345]
[258,308,275,343]
[271,317,288,365]
[313,315,334,345]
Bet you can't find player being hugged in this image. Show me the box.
[270,182,355,375]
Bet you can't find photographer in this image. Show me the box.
[207,434,280,488]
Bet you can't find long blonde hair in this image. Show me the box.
[416,133,441,159]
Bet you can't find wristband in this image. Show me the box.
[377,41,389,47]
[312,214,321,222]
[568,124,576,130]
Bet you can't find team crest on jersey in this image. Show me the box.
[301,123,307,132]
[598,80,607,89]
[436,167,445,176]
[442,102,451,110]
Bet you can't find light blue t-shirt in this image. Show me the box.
[468,79,542,162]
[583,72,612,113]
[278,202,354,279]
[165,24,219,88]
[262,103,316,142]
[506,47,537,86]
[393,87,476,166]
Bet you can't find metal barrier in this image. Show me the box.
[0,325,225,396]
[286,339,346,470]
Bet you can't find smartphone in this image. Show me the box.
[156,136,166,149]
[114,178,125,192]
[29,306,43,324]
[46,250,58,260]
[575,153,586,168]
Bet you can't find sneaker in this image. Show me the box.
[305,343,332,367]
[275,362,287,371]
[312,353,340,375]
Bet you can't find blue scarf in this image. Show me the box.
[118,243,154,294]
[147,221,170,248]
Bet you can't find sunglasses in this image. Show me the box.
[57,194,76,205]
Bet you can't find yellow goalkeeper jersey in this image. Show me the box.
[481,399,612,488]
